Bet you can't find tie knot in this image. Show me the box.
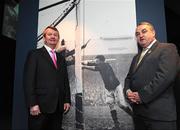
[51,49,55,53]
[142,48,148,51]
[50,50,56,58]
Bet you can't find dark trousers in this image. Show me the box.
[133,116,177,130]
[28,108,63,130]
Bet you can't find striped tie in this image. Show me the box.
[50,50,57,69]
[137,48,148,66]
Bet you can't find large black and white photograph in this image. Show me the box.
[82,0,137,129]
[37,0,137,129]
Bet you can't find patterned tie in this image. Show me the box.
[136,48,148,66]
[50,50,57,69]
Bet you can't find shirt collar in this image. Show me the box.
[146,39,157,49]
[44,44,56,52]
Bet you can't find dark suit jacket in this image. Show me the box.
[124,42,179,121]
[175,57,180,129]
[23,46,71,113]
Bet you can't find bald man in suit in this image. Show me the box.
[124,22,179,130]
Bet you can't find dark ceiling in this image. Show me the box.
[164,0,180,15]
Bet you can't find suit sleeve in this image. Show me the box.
[23,50,38,108]
[124,56,137,97]
[139,44,179,103]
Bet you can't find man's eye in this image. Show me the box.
[135,33,140,36]
[142,29,147,33]
[47,33,52,36]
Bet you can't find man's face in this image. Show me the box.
[43,28,59,47]
[135,24,155,48]
[95,58,101,64]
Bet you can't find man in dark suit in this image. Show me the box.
[124,22,179,130]
[23,26,71,130]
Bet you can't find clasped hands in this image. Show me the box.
[127,90,141,104]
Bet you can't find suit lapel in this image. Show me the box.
[40,47,58,69]
[133,42,159,73]
[56,52,62,69]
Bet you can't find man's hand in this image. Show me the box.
[127,90,141,104]
[64,103,71,114]
[30,105,41,116]
[81,61,88,65]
